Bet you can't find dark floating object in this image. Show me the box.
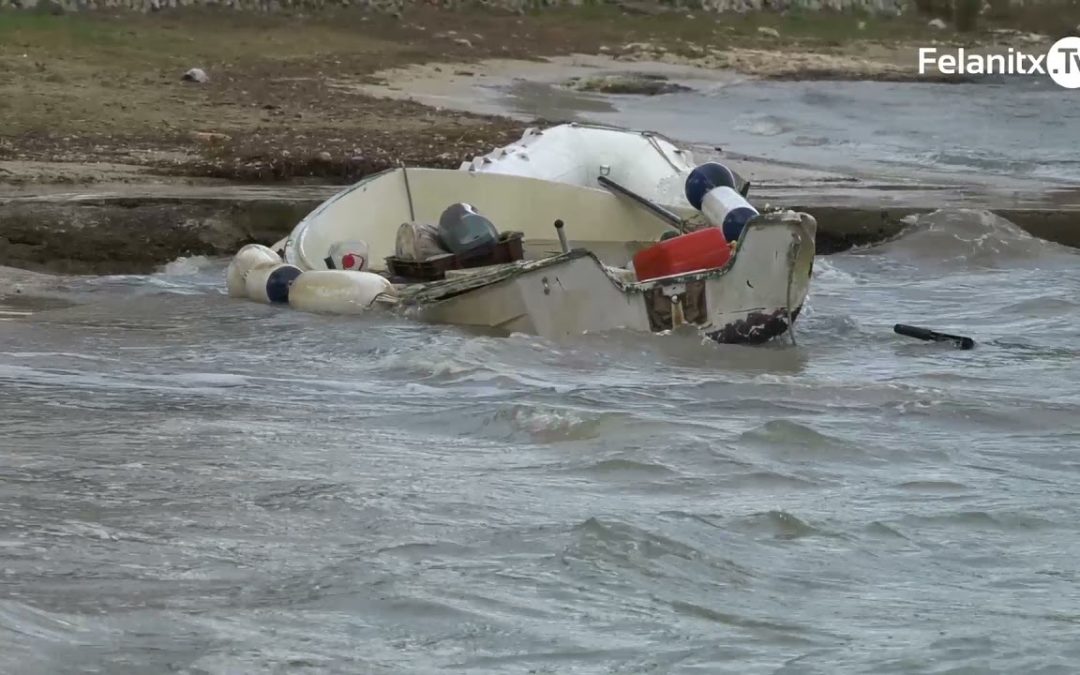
[894,324,975,350]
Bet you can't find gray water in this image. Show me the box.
[3,208,1080,673]
[498,76,1080,185]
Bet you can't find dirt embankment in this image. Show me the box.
[2,6,1071,186]
[2,6,1077,271]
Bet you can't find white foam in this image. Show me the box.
[159,255,215,276]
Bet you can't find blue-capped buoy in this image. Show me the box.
[684,162,737,210]
[245,263,302,304]
[684,162,758,242]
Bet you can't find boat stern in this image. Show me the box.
[632,210,816,344]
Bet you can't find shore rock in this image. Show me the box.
[189,131,232,145]
[0,0,934,15]
[182,67,209,84]
[567,73,693,95]
[0,200,314,275]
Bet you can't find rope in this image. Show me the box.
[644,133,683,173]
[784,239,800,347]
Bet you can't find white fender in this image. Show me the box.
[700,186,759,242]
[226,244,281,297]
[288,270,395,315]
[245,262,303,304]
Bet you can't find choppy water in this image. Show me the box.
[570,77,1080,184]
[3,209,1079,673]
[432,70,1075,186]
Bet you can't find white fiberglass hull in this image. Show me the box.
[282,167,692,270]
[400,210,814,344]
[459,123,715,211]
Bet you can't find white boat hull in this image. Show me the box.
[459,123,705,209]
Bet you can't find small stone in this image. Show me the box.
[453,38,473,48]
[37,0,65,15]
[928,18,947,29]
[181,67,209,83]
[189,131,231,144]
[316,151,333,163]
[757,27,780,39]
[857,20,866,30]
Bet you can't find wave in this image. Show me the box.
[562,517,755,583]
[387,402,646,445]
[737,419,877,464]
[724,510,836,541]
[157,255,218,277]
[864,209,1075,269]
[733,115,791,137]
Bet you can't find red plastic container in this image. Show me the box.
[632,227,732,282]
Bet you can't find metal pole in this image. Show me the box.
[597,175,686,233]
[554,219,570,253]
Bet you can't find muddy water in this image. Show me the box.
[2,208,1079,673]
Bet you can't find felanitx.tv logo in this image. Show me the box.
[919,36,1080,88]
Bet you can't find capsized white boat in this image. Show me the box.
[458,122,742,211]
[233,163,816,345]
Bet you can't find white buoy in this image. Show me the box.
[700,186,759,242]
[684,162,758,242]
[288,270,395,315]
[226,244,281,297]
[245,262,303,304]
